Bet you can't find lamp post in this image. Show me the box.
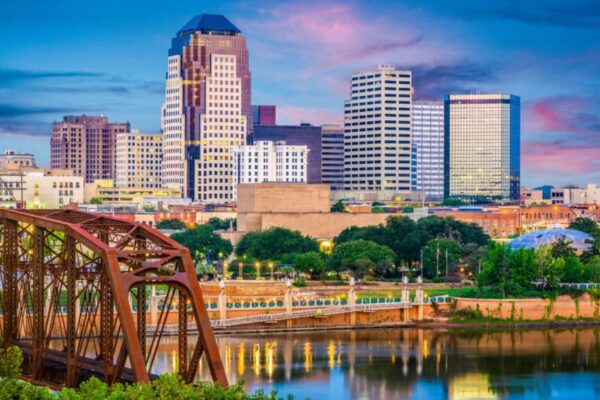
[255,261,261,280]
[269,262,274,280]
[223,263,229,280]
[238,262,244,280]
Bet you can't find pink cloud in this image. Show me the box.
[525,96,589,133]
[523,140,600,185]
[277,105,342,126]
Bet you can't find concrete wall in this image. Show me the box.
[455,294,600,320]
[237,183,330,213]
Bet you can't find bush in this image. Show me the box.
[292,280,307,288]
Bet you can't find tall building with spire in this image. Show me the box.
[161,14,251,202]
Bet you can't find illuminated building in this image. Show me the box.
[115,130,163,188]
[412,100,444,200]
[0,169,84,208]
[444,94,520,201]
[161,14,251,202]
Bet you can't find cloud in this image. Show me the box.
[277,105,342,126]
[0,103,77,118]
[524,96,600,139]
[0,68,104,85]
[464,1,600,29]
[409,60,497,99]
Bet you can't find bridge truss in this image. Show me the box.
[0,209,226,387]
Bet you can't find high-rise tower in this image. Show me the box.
[343,65,414,193]
[444,93,520,201]
[161,14,251,202]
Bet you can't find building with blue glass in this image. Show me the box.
[444,94,520,202]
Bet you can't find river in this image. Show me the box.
[150,327,600,399]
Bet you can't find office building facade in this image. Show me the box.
[161,14,251,202]
[343,65,414,192]
[321,124,344,191]
[115,130,163,188]
[252,105,276,126]
[252,124,322,184]
[444,94,520,201]
[50,115,130,183]
[232,140,308,200]
[412,100,444,200]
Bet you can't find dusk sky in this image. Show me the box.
[1,0,599,187]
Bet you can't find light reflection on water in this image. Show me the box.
[151,327,600,399]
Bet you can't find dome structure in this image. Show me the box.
[509,228,592,252]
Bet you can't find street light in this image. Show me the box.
[255,261,261,280]
[269,262,274,280]
[238,262,244,280]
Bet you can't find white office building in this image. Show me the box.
[115,130,163,188]
[412,100,444,200]
[343,65,414,193]
[232,141,308,200]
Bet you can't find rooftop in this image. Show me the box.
[177,14,240,37]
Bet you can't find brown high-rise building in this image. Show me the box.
[51,115,130,183]
[161,14,251,202]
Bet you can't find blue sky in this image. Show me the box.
[0,0,599,187]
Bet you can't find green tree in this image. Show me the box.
[422,238,462,279]
[156,218,186,230]
[334,225,385,245]
[477,243,537,297]
[171,224,233,262]
[382,216,423,269]
[329,239,395,279]
[561,256,585,283]
[551,235,577,259]
[235,227,319,261]
[440,197,467,206]
[90,197,103,204]
[536,245,564,291]
[294,251,326,279]
[585,256,600,282]
[207,217,236,231]
[0,343,22,380]
[569,217,600,238]
[330,200,346,212]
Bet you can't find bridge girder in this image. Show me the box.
[0,209,226,387]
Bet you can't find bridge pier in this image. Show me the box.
[349,277,356,326]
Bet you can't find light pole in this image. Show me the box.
[238,262,244,280]
[269,262,274,280]
[255,261,261,280]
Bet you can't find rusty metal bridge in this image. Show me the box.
[0,209,227,387]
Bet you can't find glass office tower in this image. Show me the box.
[444,94,520,201]
[413,100,444,200]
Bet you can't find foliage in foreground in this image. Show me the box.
[0,344,292,400]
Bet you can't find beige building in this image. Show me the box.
[84,179,182,204]
[236,183,394,240]
[552,184,600,205]
[0,168,84,208]
[520,187,544,206]
[0,150,36,169]
[115,130,163,188]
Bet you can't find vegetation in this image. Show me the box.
[328,240,395,279]
[207,217,236,231]
[236,227,319,261]
[440,198,467,207]
[90,197,103,204]
[171,224,233,262]
[156,218,186,230]
[0,343,290,399]
[330,200,346,213]
[293,251,326,280]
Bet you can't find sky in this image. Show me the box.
[0,0,599,187]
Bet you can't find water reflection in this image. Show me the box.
[152,328,600,399]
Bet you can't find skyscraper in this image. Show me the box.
[343,65,413,193]
[51,115,129,183]
[115,130,163,188]
[444,94,520,201]
[412,100,444,200]
[321,124,344,191]
[161,14,251,202]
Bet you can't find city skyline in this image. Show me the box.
[1,0,599,187]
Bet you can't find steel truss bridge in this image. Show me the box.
[0,209,227,387]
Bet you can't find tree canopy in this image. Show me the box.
[235,227,319,261]
[329,239,395,279]
[156,218,186,230]
[171,224,233,261]
[569,217,600,238]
